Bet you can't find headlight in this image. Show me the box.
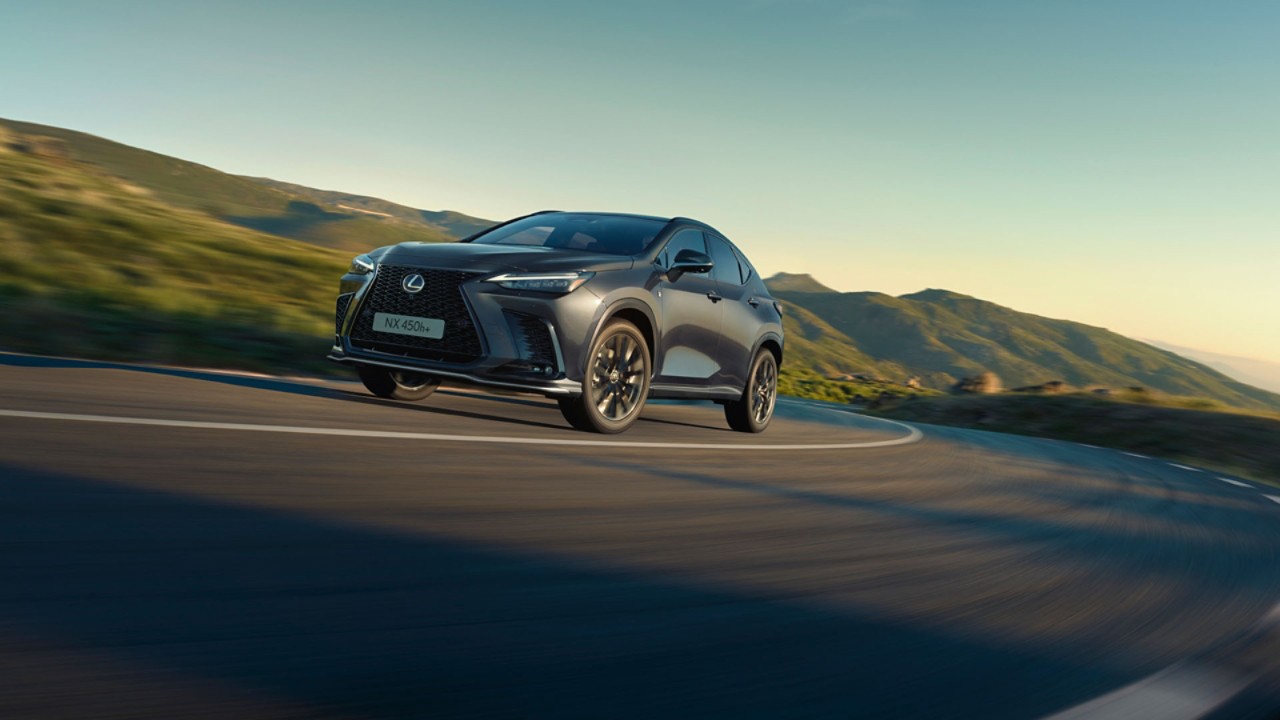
[488,271,594,294]
[349,254,375,275]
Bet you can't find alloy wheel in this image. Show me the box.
[751,356,777,424]
[590,331,646,421]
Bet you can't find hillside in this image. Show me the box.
[769,277,1280,412]
[0,118,494,254]
[250,178,493,240]
[0,123,347,373]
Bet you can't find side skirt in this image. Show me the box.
[648,383,743,401]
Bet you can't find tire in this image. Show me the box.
[725,349,778,433]
[559,319,650,433]
[357,365,440,401]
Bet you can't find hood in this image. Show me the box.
[376,242,635,275]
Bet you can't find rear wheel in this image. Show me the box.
[559,319,650,433]
[357,365,440,401]
[725,349,777,433]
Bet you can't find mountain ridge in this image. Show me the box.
[0,118,496,253]
[766,273,1280,411]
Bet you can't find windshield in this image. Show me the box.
[470,213,666,256]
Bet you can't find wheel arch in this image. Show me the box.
[755,332,784,367]
[589,298,658,369]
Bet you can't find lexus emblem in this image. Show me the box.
[401,273,425,294]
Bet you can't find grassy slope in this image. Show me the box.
[0,118,493,254]
[0,127,347,374]
[251,178,494,239]
[768,277,1280,412]
[871,392,1280,484]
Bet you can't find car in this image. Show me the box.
[328,211,784,433]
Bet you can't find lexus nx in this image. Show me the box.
[328,211,784,433]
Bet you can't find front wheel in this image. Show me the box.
[357,365,440,401]
[559,319,650,433]
[725,350,778,433]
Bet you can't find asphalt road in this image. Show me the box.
[2,352,1279,719]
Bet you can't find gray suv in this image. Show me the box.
[329,211,784,433]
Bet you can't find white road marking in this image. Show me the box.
[1265,495,1280,506]
[1042,661,1252,720]
[0,408,923,451]
[1217,477,1253,488]
[1123,452,1148,459]
[1168,463,1201,472]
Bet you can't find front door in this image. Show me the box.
[654,229,724,388]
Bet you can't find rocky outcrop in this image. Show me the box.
[953,372,1002,394]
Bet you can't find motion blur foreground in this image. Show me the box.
[330,211,784,433]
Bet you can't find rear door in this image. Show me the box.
[654,228,724,388]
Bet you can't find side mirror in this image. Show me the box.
[668,249,714,282]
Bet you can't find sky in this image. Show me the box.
[3,0,1278,362]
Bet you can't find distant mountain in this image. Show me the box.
[764,273,836,294]
[767,276,1280,412]
[0,118,495,253]
[1141,340,1280,395]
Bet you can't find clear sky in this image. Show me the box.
[3,0,1278,362]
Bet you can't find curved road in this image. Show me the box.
[1,352,1278,719]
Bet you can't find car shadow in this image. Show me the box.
[635,414,732,432]
[334,392,571,432]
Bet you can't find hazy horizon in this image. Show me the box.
[4,0,1277,364]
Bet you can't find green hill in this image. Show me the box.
[768,277,1280,412]
[0,123,347,373]
[0,118,494,254]
[250,178,493,240]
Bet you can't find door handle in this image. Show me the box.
[748,297,761,307]
[706,291,723,303]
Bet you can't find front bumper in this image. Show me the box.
[327,346,581,396]
[329,264,601,397]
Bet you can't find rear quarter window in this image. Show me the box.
[732,246,755,285]
[707,235,744,286]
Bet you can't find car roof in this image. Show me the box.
[539,210,673,223]
[535,210,726,235]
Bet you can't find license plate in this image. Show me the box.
[372,313,445,339]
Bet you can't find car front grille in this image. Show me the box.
[504,311,558,369]
[348,266,484,363]
[335,293,354,335]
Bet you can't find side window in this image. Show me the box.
[707,235,743,286]
[659,228,708,269]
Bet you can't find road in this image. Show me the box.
[1,352,1279,719]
